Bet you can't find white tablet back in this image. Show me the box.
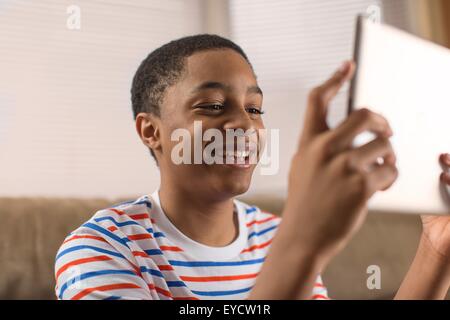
[349,16,450,215]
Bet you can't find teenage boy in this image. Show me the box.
[55,35,450,300]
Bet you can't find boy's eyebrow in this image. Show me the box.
[190,81,263,97]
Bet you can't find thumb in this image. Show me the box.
[301,61,356,144]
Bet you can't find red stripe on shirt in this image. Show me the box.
[148,284,172,298]
[109,209,151,222]
[127,233,152,241]
[63,235,108,244]
[311,294,329,300]
[246,215,278,227]
[241,239,272,253]
[158,265,174,271]
[180,273,258,282]
[55,255,112,281]
[109,208,125,216]
[314,282,325,288]
[129,213,150,220]
[160,245,183,252]
[132,251,149,258]
[71,283,142,300]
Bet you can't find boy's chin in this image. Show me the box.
[216,178,251,198]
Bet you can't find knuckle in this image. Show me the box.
[377,136,391,149]
[356,108,372,121]
[378,138,396,159]
[342,152,356,171]
[308,86,323,103]
[354,171,371,198]
[316,133,337,159]
[308,135,328,158]
[336,151,353,171]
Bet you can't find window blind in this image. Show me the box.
[229,0,412,195]
[0,0,204,198]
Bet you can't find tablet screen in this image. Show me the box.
[349,16,450,214]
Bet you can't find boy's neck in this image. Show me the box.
[158,183,239,247]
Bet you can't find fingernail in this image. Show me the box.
[442,153,450,162]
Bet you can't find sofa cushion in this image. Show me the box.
[0,197,113,299]
[1,196,447,299]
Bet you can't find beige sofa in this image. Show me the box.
[0,195,447,299]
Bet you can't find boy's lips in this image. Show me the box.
[212,142,259,168]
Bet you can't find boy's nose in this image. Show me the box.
[223,107,255,133]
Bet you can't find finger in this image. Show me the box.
[326,108,393,155]
[317,60,356,107]
[439,153,450,167]
[441,172,450,185]
[302,61,356,142]
[345,137,396,173]
[366,163,398,196]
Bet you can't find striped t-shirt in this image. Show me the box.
[55,191,329,300]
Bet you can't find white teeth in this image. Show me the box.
[220,150,250,158]
[216,150,253,159]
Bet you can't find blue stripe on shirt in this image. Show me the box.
[153,232,165,238]
[166,281,187,287]
[133,199,152,209]
[56,245,126,262]
[140,266,164,278]
[58,269,138,299]
[247,225,278,239]
[145,228,165,238]
[83,222,130,248]
[144,249,163,256]
[94,216,140,228]
[192,286,252,296]
[103,295,122,300]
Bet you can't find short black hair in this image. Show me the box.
[131,34,253,118]
[130,34,254,161]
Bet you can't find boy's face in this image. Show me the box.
[157,49,264,199]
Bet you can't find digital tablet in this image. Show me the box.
[348,16,450,215]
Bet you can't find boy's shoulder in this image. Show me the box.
[63,195,282,244]
[63,195,155,243]
[234,198,282,224]
[92,195,152,220]
[78,197,282,243]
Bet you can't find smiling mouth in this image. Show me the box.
[210,144,258,168]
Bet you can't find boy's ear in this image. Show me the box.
[135,112,161,151]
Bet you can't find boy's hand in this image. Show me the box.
[250,61,398,300]
[395,154,450,300]
[281,61,398,266]
[420,153,450,260]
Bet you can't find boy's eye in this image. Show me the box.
[246,107,265,115]
[198,104,224,111]
[196,104,264,115]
